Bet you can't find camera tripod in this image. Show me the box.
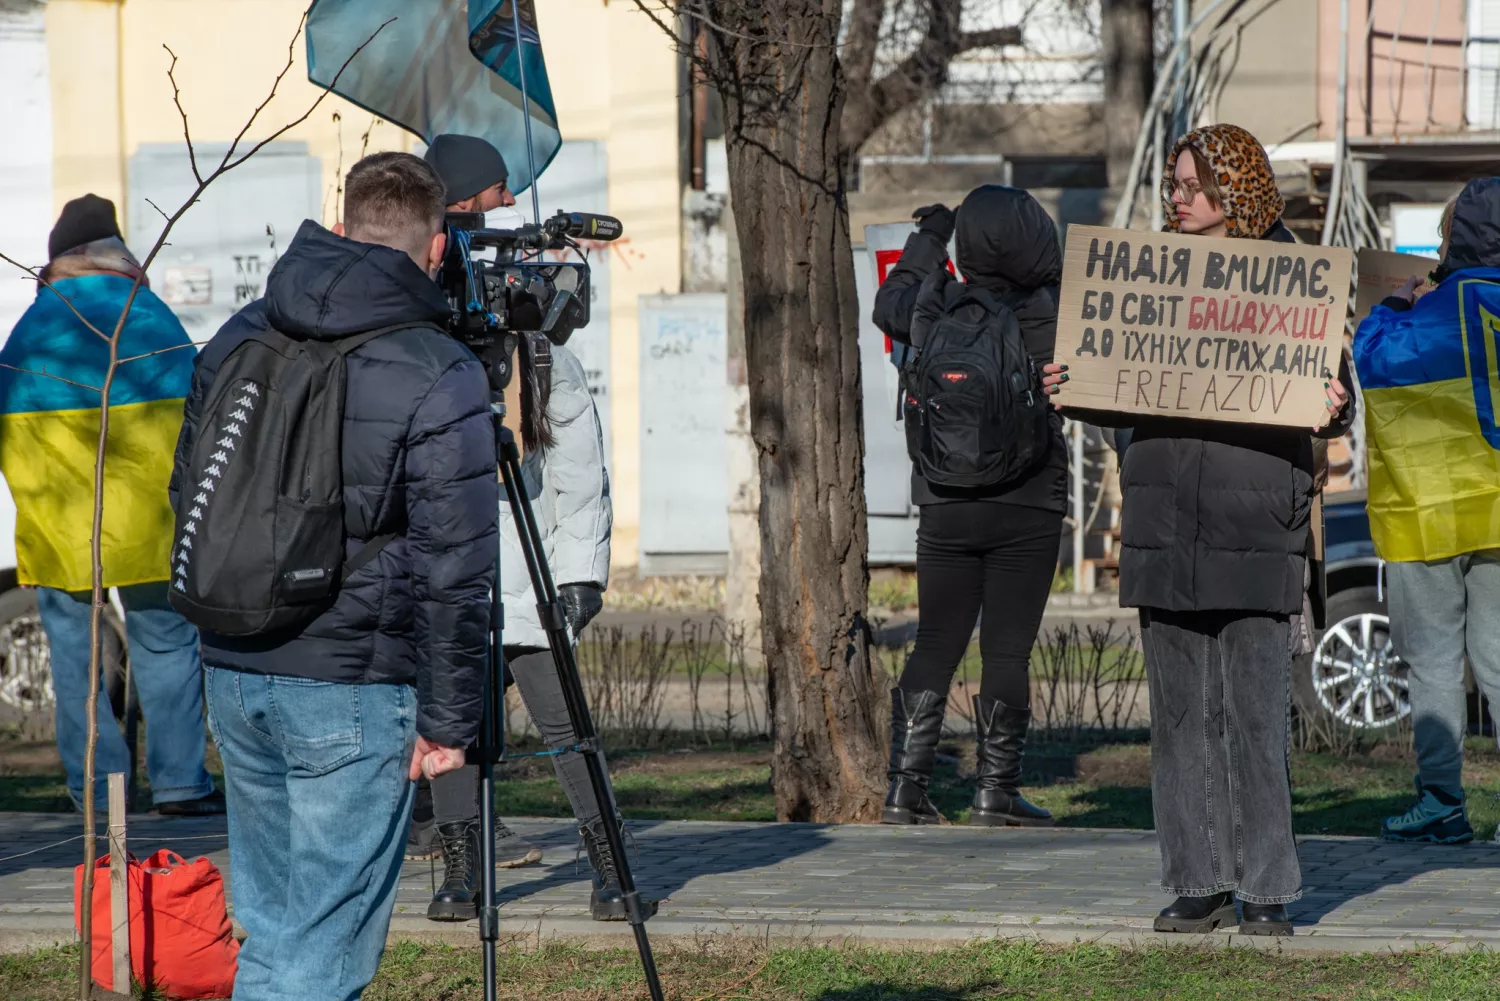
[474,402,664,1001]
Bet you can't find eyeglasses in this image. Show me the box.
[1162,177,1206,205]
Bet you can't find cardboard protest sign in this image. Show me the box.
[1053,225,1353,428]
[1353,248,1432,328]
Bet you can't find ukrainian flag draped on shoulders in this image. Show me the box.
[1354,178,1500,563]
[0,240,194,590]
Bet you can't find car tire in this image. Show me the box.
[1294,585,1409,733]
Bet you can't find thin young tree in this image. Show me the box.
[0,16,389,996]
[634,1,1022,822]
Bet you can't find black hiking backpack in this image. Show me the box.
[168,324,432,636]
[900,277,1049,489]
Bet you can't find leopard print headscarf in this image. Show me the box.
[1161,123,1284,240]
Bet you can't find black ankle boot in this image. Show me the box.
[882,688,946,825]
[969,695,1052,827]
[582,819,660,922]
[426,821,479,921]
[1153,891,1236,933]
[1240,902,1293,936]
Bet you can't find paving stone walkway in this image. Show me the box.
[4,812,1500,953]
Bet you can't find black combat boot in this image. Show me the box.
[582,819,660,922]
[1154,891,1237,933]
[1240,902,1293,936]
[969,695,1053,827]
[882,688,946,825]
[426,821,479,921]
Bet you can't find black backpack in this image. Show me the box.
[900,277,1049,488]
[168,323,433,636]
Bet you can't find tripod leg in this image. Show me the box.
[498,432,665,1001]
[478,405,508,1001]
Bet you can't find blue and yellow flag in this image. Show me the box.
[1354,269,1500,562]
[0,276,194,590]
[306,0,560,196]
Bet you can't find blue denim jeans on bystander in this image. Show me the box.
[205,666,416,1001]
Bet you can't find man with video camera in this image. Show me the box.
[169,152,496,1000]
[398,133,650,925]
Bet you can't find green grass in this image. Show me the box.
[9,731,1499,841]
[503,733,1500,837]
[10,939,1500,1000]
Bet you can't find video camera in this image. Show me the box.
[438,209,622,387]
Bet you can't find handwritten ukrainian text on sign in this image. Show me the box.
[1053,225,1354,428]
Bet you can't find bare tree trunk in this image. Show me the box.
[1102,0,1155,191]
[710,1,883,821]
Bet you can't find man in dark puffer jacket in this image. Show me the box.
[170,153,496,1001]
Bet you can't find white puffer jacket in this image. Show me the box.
[499,343,611,650]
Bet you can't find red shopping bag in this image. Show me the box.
[73,849,239,999]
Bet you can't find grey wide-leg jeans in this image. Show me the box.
[1142,608,1301,905]
[1386,551,1500,800]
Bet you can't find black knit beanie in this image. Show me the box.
[424,134,509,205]
[49,194,123,261]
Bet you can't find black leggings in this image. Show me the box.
[427,646,612,828]
[897,501,1063,708]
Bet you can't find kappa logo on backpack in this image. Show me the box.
[901,281,1050,489]
[169,323,437,636]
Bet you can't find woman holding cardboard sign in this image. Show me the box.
[1050,124,1355,937]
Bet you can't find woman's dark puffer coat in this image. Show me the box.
[871,185,1067,513]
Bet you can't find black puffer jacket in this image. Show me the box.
[872,185,1067,512]
[1072,219,1356,615]
[170,222,497,747]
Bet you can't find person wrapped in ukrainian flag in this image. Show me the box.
[1354,176,1500,845]
[0,194,221,816]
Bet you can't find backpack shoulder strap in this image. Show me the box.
[342,533,396,581]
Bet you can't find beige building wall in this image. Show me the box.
[45,0,682,568]
[1197,0,1321,147]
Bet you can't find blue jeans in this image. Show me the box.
[37,583,214,809]
[205,667,416,1001]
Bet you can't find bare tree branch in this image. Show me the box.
[163,45,202,185]
[115,343,197,366]
[0,364,101,394]
[0,252,112,343]
[220,17,395,176]
[841,0,886,97]
[214,10,311,175]
[841,0,1022,155]
[145,197,172,224]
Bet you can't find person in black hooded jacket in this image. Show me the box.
[872,185,1065,828]
[170,153,496,1000]
[1066,124,1355,939]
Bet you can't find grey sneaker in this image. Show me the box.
[494,821,544,868]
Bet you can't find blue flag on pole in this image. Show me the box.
[306,0,560,195]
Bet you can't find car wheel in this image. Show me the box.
[1298,585,1410,730]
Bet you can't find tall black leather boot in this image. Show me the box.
[882,687,946,825]
[582,818,660,922]
[426,821,479,921]
[970,695,1053,827]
